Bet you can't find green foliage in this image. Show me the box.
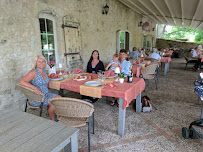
[194,30,203,43]
[118,72,125,78]
[162,26,203,44]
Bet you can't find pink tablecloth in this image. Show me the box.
[132,65,142,78]
[132,60,151,78]
[160,57,171,63]
[165,52,173,56]
[167,51,173,54]
[60,77,145,110]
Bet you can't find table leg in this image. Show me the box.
[198,96,202,104]
[164,62,169,76]
[118,98,126,137]
[136,93,142,113]
[64,132,78,152]
[59,89,64,97]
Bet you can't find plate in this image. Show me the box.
[50,77,63,81]
[84,81,103,87]
[73,76,87,81]
[73,73,84,75]
[103,75,116,79]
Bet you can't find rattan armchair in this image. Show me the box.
[141,63,158,89]
[16,84,46,117]
[50,97,94,152]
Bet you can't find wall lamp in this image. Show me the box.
[102,3,109,15]
[138,21,143,27]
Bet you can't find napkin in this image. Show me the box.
[73,68,83,74]
[105,71,115,77]
[104,83,117,89]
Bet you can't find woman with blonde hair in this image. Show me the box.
[20,55,61,121]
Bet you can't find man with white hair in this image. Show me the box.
[148,48,161,60]
[190,46,202,71]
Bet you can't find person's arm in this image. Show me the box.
[118,62,122,71]
[121,61,131,77]
[100,61,105,71]
[20,70,42,95]
[86,61,92,73]
[105,63,111,71]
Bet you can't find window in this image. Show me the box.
[39,14,58,63]
[117,30,130,53]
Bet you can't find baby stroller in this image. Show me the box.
[182,73,203,139]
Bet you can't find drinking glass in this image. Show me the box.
[98,71,102,81]
[64,68,68,78]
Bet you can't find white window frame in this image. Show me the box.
[117,30,130,53]
[39,14,58,64]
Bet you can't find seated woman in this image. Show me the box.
[87,50,104,74]
[84,50,104,102]
[20,55,61,121]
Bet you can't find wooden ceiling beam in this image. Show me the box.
[138,0,165,24]
[119,0,158,24]
[164,0,176,25]
[150,0,171,25]
[181,0,184,26]
[190,0,201,28]
[128,0,161,24]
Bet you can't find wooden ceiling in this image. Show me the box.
[119,0,203,30]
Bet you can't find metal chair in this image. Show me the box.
[50,97,94,152]
[141,63,158,89]
[184,55,198,70]
[16,84,46,117]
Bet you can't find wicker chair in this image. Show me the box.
[16,84,46,117]
[50,97,94,152]
[150,61,159,84]
[141,63,158,89]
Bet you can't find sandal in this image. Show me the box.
[110,101,116,106]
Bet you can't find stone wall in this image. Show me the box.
[156,38,199,51]
[0,0,156,109]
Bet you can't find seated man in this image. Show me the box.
[148,48,161,60]
[129,47,139,59]
[190,47,202,71]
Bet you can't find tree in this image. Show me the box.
[162,26,203,44]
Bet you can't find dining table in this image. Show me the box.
[160,57,172,76]
[164,51,173,57]
[132,60,151,78]
[49,73,145,137]
[0,109,79,152]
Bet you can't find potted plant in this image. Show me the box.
[118,72,125,83]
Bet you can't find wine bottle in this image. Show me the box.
[127,70,133,83]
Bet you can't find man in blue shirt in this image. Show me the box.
[129,47,139,59]
[110,49,132,106]
[119,49,132,77]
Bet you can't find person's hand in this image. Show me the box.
[105,67,108,71]
[34,87,42,95]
